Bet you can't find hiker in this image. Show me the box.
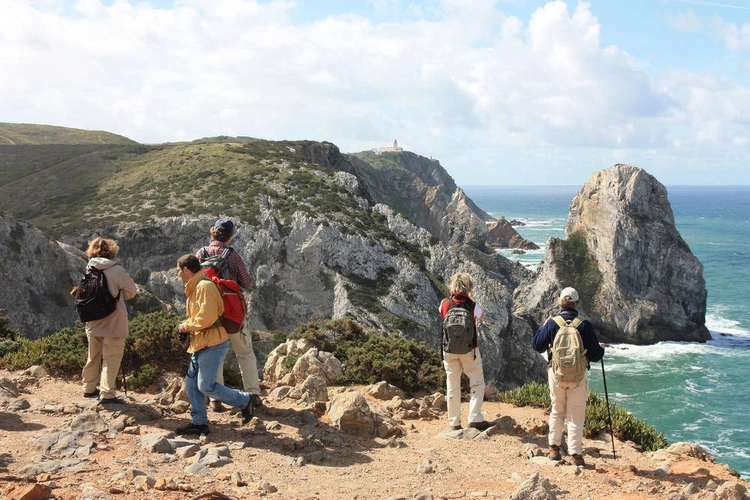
[196,218,262,412]
[532,287,605,466]
[439,273,492,431]
[80,237,137,404]
[175,254,254,436]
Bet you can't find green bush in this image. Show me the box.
[127,363,159,391]
[289,317,444,394]
[125,311,185,373]
[39,323,89,374]
[288,317,367,354]
[0,311,187,379]
[0,311,23,360]
[338,333,443,394]
[498,381,551,408]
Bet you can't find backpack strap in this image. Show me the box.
[200,247,208,260]
[552,316,582,328]
[199,277,223,330]
[219,247,233,260]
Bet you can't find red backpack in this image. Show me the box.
[203,268,247,334]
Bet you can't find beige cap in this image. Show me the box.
[559,287,579,302]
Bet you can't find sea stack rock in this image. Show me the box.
[514,164,710,344]
[486,217,539,250]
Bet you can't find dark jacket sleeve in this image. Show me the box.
[532,318,556,354]
[580,320,604,363]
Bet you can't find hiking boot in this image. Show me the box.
[241,396,254,424]
[252,393,263,408]
[469,421,492,431]
[210,400,227,413]
[548,445,562,461]
[99,397,125,405]
[83,389,100,398]
[572,454,585,466]
[176,422,210,436]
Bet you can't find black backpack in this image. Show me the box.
[442,297,476,355]
[74,267,121,322]
[199,247,235,281]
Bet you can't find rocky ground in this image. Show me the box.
[0,366,747,500]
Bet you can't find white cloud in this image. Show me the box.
[1,0,749,184]
[665,8,702,33]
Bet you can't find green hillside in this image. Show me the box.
[0,123,137,145]
[0,134,392,242]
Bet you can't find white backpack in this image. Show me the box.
[549,316,587,386]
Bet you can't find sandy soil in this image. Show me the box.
[0,368,746,500]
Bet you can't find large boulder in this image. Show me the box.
[514,165,710,344]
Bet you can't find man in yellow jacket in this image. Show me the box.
[175,254,254,436]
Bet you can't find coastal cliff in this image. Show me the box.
[0,126,710,387]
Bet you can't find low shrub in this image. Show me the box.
[39,323,89,374]
[338,333,444,393]
[0,311,187,379]
[288,317,443,394]
[498,382,550,408]
[127,363,159,391]
[125,311,185,373]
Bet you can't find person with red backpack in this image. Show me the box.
[532,287,605,466]
[439,273,492,432]
[174,254,254,436]
[196,218,262,411]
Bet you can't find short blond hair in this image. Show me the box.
[448,273,473,296]
[86,237,119,260]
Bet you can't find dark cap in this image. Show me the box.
[213,219,235,233]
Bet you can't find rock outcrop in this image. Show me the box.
[350,151,493,248]
[0,213,85,338]
[514,165,710,344]
[485,217,539,250]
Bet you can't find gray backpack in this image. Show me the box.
[442,298,476,355]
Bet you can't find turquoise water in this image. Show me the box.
[464,185,750,478]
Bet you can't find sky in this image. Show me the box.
[3,0,750,186]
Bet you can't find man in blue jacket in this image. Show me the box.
[533,287,605,466]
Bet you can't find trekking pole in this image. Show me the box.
[121,352,128,399]
[600,358,616,459]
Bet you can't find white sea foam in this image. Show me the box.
[706,313,749,337]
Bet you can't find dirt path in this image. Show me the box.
[0,369,746,500]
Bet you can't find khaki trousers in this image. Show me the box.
[82,334,126,399]
[548,368,589,455]
[217,330,261,394]
[443,349,485,427]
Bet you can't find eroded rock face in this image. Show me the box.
[0,214,84,338]
[514,164,710,344]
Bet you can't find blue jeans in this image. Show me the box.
[186,340,250,425]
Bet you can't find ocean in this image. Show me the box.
[463,185,750,479]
